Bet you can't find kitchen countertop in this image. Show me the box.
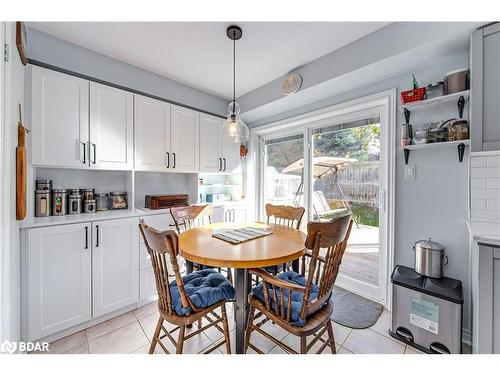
[20,201,248,229]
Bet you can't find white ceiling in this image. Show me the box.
[27,22,390,99]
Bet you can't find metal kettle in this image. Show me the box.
[412,238,448,278]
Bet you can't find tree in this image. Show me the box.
[313,124,380,161]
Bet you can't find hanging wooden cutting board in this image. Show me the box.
[16,104,29,220]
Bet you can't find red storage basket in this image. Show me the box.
[400,87,426,104]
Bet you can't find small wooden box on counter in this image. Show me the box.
[144,194,189,210]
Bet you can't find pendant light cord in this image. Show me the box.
[233,31,236,110]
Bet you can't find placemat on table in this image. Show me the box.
[212,227,272,244]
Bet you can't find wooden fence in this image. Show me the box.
[315,161,379,206]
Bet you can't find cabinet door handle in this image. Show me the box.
[81,142,86,164]
[84,226,88,249]
[218,157,222,171]
[223,158,227,171]
[95,225,99,247]
[166,152,170,168]
[91,143,97,164]
[172,152,176,169]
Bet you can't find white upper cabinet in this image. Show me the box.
[199,113,241,173]
[134,95,171,171]
[199,113,223,172]
[92,217,139,318]
[170,105,200,173]
[31,66,89,168]
[90,83,134,170]
[221,140,241,173]
[27,222,91,341]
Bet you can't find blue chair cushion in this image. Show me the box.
[169,269,235,316]
[252,271,320,327]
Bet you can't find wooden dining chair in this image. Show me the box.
[138,219,234,354]
[244,214,353,354]
[170,204,233,284]
[264,203,305,274]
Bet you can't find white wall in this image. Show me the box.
[250,53,472,334]
[1,22,26,342]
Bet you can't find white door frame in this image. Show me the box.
[0,21,6,342]
[249,89,396,309]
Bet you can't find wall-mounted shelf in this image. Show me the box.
[400,140,470,164]
[400,90,469,123]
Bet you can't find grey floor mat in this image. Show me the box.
[331,287,383,329]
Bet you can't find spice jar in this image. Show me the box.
[36,179,53,191]
[51,189,67,216]
[82,188,95,201]
[96,193,109,211]
[68,193,83,215]
[84,200,96,213]
[35,190,51,217]
[110,192,128,210]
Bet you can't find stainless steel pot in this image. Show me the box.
[412,238,448,278]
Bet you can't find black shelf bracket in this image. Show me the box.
[457,96,465,119]
[404,149,410,165]
[458,143,466,162]
[403,108,411,124]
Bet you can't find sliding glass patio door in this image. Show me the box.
[309,111,388,303]
[257,100,391,305]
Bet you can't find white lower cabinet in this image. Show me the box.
[92,217,139,318]
[224,205,247,223]
[25,217,140,341]
[26,223,92,341]
[212,206,225,223]
[140,269,157,301]
[138,213,174,302]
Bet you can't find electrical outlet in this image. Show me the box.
[405,164,416,180]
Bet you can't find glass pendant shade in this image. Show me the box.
[222,101,249,142]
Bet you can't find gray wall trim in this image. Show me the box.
[27,58,225,119]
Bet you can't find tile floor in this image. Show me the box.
[33,302,433,354]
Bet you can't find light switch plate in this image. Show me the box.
[405,164,416,180]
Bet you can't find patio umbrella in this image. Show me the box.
[282,156,358,226]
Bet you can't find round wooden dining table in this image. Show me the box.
[179,222,306,354]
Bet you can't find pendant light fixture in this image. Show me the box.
[221,25,249,143]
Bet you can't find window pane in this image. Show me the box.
[311,118,381,287]
[264,134,304,207]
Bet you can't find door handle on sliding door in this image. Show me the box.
[378,190,386,212]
